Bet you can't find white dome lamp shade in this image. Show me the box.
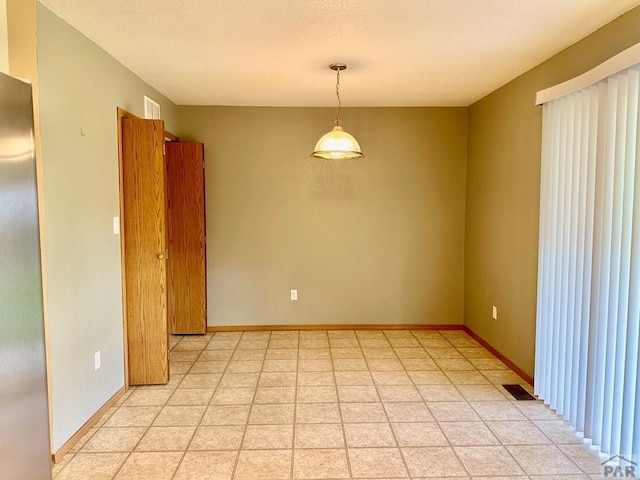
[312,63,364,160]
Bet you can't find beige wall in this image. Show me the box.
[178,107,467,327]
[36,4,177,451]
[464,6,640,377]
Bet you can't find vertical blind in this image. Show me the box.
[535,63,640,460]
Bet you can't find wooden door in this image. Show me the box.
[166,142,207,334]
[121,115,169,385]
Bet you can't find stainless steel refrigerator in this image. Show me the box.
[0,72,52,478]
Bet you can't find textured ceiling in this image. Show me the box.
[39,0,640,106]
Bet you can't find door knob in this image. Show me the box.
[157,253,165,260]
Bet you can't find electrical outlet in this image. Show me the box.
[492,306,498,320]
[291,289,298,301]
[95,351,101,370]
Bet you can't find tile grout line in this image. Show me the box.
[382,330,416,478]
[288,330,300,480]
[328,329,354,480]
[229,330,271,480]
[412,329,474,478]
[354,329,412,479]
[168,331,220,480]
[416,330,484,477]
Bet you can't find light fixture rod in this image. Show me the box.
[336,68,341,126]
[330,63,347,126]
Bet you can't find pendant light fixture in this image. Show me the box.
[312,63,364,160]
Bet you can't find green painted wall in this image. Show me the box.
[37,3,177,451]
[464,6,640,376]
[178,106,468,327]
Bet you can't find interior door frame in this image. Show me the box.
[116,107,131,389]
[163,132,177,336]
[116,107,178,389]
[165,131,179,143]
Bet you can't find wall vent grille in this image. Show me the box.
[144,95,161,120]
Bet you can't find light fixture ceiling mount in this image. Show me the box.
[312,63,364,160]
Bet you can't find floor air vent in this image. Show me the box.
[502,384,536,400]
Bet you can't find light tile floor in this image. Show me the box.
[53,329,609,480]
